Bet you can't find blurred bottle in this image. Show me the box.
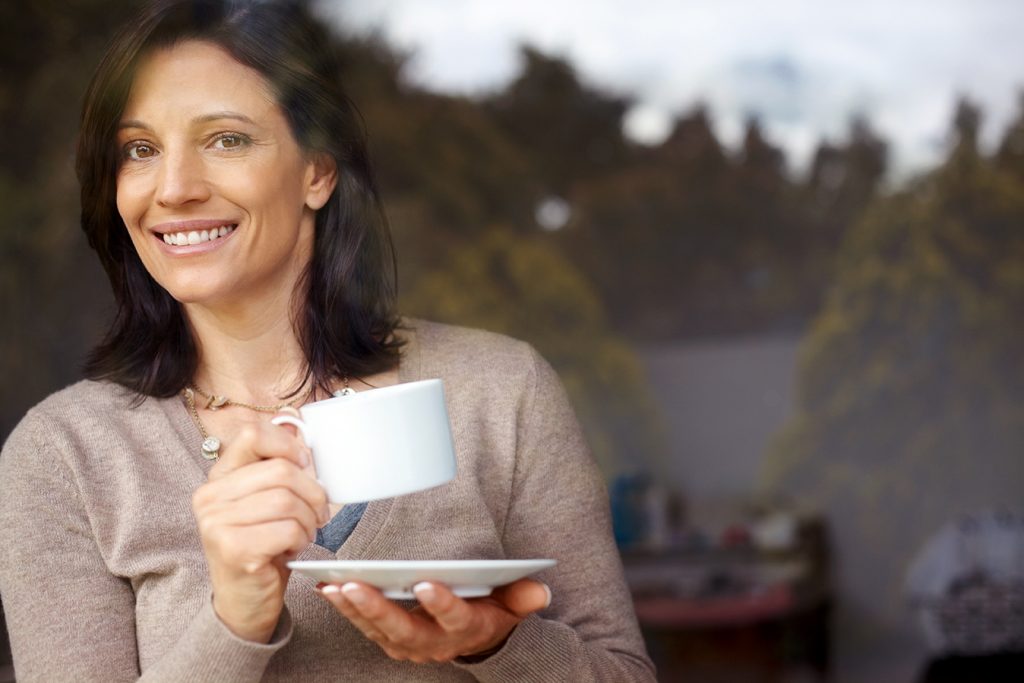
[611,473,684,551]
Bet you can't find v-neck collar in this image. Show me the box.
[329,320,421,559]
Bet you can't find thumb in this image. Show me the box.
[491,578,551,617]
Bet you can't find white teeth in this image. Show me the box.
[163,225,234,246]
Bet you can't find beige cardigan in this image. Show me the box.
[0,320,655,682]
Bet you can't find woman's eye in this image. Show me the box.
[213,134,248,150]
[123,142,156,161]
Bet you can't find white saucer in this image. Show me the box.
[287,559,557,599]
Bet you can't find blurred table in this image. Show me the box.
[622,513,832,682]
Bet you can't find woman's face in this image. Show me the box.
[115,40,335,312]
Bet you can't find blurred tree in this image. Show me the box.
[951,97,982,158]
[556,105,730,338]
[739,116,786,177]
[795,115,889,328]
[559,106,825,339]
[374,90,539,284]
[762,99,1024,634]
[0,0,135,438]
[656,104,732,175]
[805,115,888,248]
[559,166,692,337]
[339,37,887,348]
[484,46,631,196]
[335,35,539,286]
[995,92,1024,178]
[402,228,667,477]
[727,117,806,323]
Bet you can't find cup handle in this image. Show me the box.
[270,414,311,444]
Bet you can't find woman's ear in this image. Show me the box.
[304,153,338,211]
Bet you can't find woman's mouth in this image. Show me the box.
[160,224,237,246]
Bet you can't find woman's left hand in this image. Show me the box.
[317,578,550,663]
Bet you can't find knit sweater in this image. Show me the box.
[0,320,655,682]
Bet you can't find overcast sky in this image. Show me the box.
[320,0,1024,179]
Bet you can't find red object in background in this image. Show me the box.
[633,582,794,629]
[720,523,752,548]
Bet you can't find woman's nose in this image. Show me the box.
[155,149,211,207]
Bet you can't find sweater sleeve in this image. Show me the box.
[455,347,656,682]
[0,409,291,682]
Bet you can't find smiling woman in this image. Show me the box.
[0,1,654,681]
[77,1,399,399]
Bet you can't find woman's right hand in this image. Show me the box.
[191,418,329,643]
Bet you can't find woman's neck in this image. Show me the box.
[184,294,310,404]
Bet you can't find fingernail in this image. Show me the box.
[413,581,436,602]
[341,582,365,604]
[320,584,341,595]
[320,505,331,525]
[541,582,552,609]
[298,448,310,468]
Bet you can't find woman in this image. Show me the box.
[0,1,654,680]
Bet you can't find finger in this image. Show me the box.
[274,405,302,426]
[412,582,475,632]
[338,582,423,645]
[490,579,551,617]
[196,458,329,524]
[206,486,322,540]
[318,583,403,646]
[317,584,385,641]
[209,421,310,479]
[208,518,312,568]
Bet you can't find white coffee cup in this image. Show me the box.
[271,379,457,504]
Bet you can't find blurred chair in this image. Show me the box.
[906,509,1024,681]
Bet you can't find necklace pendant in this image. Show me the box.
[207,395,228,410]
[201,436,221,460]
[334,387,356,397]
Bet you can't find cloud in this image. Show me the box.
[322,0,1024,178]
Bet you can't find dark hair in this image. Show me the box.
[77,0,401,398]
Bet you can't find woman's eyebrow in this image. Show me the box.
[192,111,258,125]
[117,119,152,131]
[117,111,257,131]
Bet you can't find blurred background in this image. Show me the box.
[2,1,1024,681]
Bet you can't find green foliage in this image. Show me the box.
[761,100,1024,625]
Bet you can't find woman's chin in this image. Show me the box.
[159,281,234,309]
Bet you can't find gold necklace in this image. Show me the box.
[181,377,353,460]
[186,384,301,412]
[182,387,223,460]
